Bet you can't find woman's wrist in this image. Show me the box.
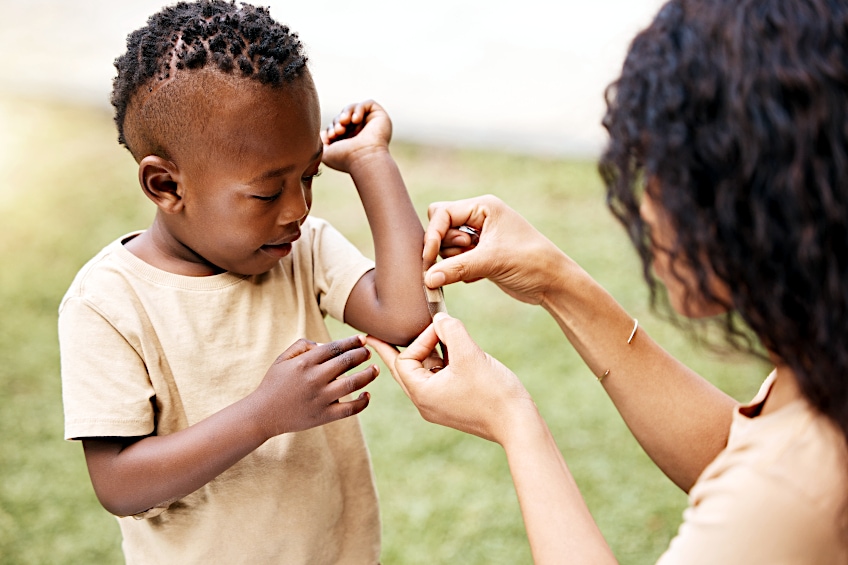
[497,398,549,451]
[536,247,586,310]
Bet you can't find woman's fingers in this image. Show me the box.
[365,336,412,397]
[366,326,442,398]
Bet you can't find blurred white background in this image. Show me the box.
[0,0,664,156]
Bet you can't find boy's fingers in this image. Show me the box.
[327,345,372,378]
[329,391,371,421]
[312,335,367,364]
[329,364,379,400]
[274,338,318,363]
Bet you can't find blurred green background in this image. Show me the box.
[0,93,767,564]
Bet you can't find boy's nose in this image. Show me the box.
[279,187,310,224]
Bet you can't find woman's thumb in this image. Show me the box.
[426,251,485,288]
[432,313,479,355]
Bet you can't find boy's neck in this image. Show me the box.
[123,219,224,277]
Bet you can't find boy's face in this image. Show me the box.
[163,73,322,276]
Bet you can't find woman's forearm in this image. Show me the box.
[501,404,617,564]
[540,254,736,491]
[423,196,736,489]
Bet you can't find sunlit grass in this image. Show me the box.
[0,93,768,564]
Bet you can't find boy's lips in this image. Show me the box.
[260,231,301,257]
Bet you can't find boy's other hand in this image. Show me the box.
[321,100,392,173]
[249,335,378,440]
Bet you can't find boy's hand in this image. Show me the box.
[321,100,392,173]
[250,335,378,440]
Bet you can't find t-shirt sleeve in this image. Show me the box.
[59,297,156,440]
[656,465,832,564]
[307,218,374,322]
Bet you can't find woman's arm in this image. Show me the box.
[423,195,736,490]
[538,254,735,491]
[321,101,431,345]
[504,406,618,565]
[368,316,618,564]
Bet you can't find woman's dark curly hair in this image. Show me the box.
[600,0,848,440]
[111,0,308,151]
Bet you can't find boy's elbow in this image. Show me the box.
[380,311,431,346]
[92,485,139,517]
[89,476,156,517]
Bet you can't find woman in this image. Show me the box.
[368,0,848,562]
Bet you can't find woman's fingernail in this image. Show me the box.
[427,271,446,287]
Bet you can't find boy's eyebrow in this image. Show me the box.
[248,147,323,185]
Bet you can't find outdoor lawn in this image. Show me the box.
[0,93,768,564]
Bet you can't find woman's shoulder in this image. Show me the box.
[709,378,848,504]
[660,396,848,564]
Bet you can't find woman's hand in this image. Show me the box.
[423,195,570,305]
[367,313,535,445]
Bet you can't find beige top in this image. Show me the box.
[59,217,380,565]
[658,372,848,564]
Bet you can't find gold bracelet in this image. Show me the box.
[597,318,638,383]
[627,318,639,344]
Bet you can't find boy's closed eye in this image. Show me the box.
[252,169,322,202]
[303,168,322,185]
[253,192,282,202]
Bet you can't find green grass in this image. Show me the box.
[0,93,769,564]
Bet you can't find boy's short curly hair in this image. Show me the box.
[112,0,308,156]
[600,0,848,439]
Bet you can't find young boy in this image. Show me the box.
[58,2,430,563]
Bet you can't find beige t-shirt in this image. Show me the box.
[59,217,380,565]
[658,372,848,564]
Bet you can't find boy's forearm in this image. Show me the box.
[83,394,268,517]
[345,149,431,343]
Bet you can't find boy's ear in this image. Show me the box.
[138,156,184,214]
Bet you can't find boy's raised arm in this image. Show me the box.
[321,101,431,345]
